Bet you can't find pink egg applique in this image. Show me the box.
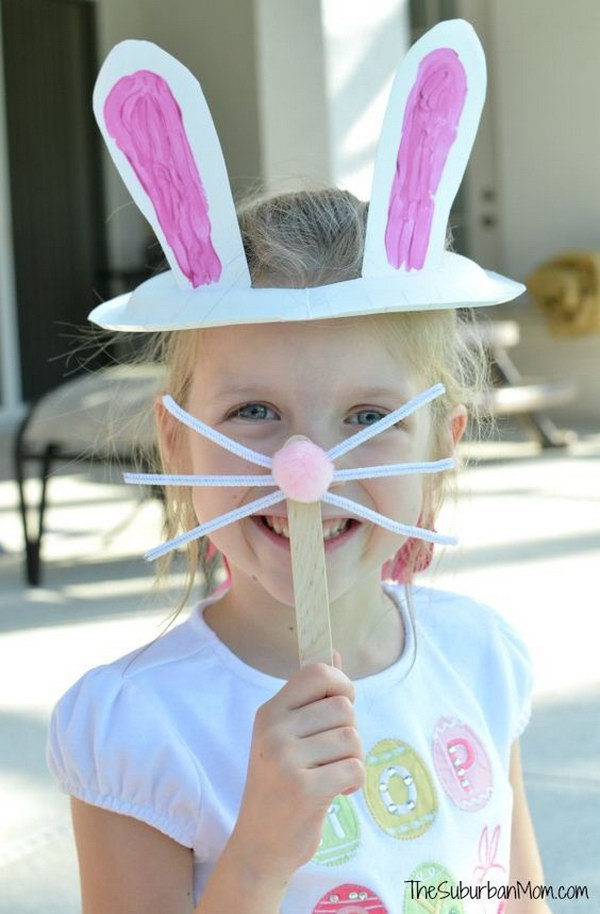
[312,883,389,914]
[431,717,493,812]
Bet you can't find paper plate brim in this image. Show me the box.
[88,252,525,332]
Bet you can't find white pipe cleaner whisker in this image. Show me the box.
[162,395,273,468]
[327,383,445,460]
[145,490,286,562]
[332,456,455,481]
[321,492,457,545]
[124,472,276,487]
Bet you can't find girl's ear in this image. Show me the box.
[450,403,468,449]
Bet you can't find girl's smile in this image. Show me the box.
[250,513,362,549]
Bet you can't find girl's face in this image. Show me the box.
[161,318,444,607]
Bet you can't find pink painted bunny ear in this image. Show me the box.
[364,19,484,276]
[90,40,251,329]
[361,20,519,310]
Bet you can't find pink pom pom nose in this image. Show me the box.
[271,436,335,502]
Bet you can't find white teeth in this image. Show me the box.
[264,516,290,538]
[262,516,350,540]
[323,519,350,540]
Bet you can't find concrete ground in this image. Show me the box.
[0,418,599,913]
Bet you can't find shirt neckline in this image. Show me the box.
[189,580,415,694]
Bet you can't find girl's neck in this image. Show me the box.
[202,569,405,680]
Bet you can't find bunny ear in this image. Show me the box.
[93,40,250,291]
[489,823,501,862]
[363,20,485,277]
[478,824,490,863]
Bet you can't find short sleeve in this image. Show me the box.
[46,666,202,847]
[487,611,535,742]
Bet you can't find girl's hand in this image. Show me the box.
[229,657,364,883]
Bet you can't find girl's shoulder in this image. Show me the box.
[404,583,534,741]
[409,582,530,659]
[55,601,215,696]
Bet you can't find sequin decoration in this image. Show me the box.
[403,860,465,913]
[312,794,360,866]
[431,717,493,812]
[364,738,437,839]
[312,883,389,914]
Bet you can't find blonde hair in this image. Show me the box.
[144,187,491,616]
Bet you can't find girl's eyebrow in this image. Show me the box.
[207,385,272,402]
[209,384,414,402]
[346,385,413,401]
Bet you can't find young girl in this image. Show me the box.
[47,23,552,914]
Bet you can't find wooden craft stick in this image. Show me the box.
[287,499,333,667]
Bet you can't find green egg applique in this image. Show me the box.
[404,861,465,914]
[312,794,360,866]
[364,738,437,839]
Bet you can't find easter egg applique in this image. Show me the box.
[403,861,465,914]
[364,738,437,839]
[312,794,360,866]
[431,717,493,812]
[312,883,389,913]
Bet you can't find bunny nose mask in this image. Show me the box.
[124,382,457,562]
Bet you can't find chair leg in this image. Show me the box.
[491,347,572,448]
[14,432,56,586]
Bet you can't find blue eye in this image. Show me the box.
[229,403,279,421]
[347,409,387,427]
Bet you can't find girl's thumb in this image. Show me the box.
[332,648,343,670]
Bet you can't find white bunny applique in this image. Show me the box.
[473,824,508,914]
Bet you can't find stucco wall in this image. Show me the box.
[487,0,600,426]
[96,0,262,270]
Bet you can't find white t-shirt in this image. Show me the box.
[47,582,533,913]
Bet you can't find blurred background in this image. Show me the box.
[0,1,599,912]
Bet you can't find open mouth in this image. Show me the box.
[251,514,360,547]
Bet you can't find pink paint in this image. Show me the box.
[104,70,221,287]
[385,47,467,271]
[447,736,475,770]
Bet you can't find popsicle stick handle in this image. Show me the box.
[287,499,333,667]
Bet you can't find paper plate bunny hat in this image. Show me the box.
[89,19,524,332]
